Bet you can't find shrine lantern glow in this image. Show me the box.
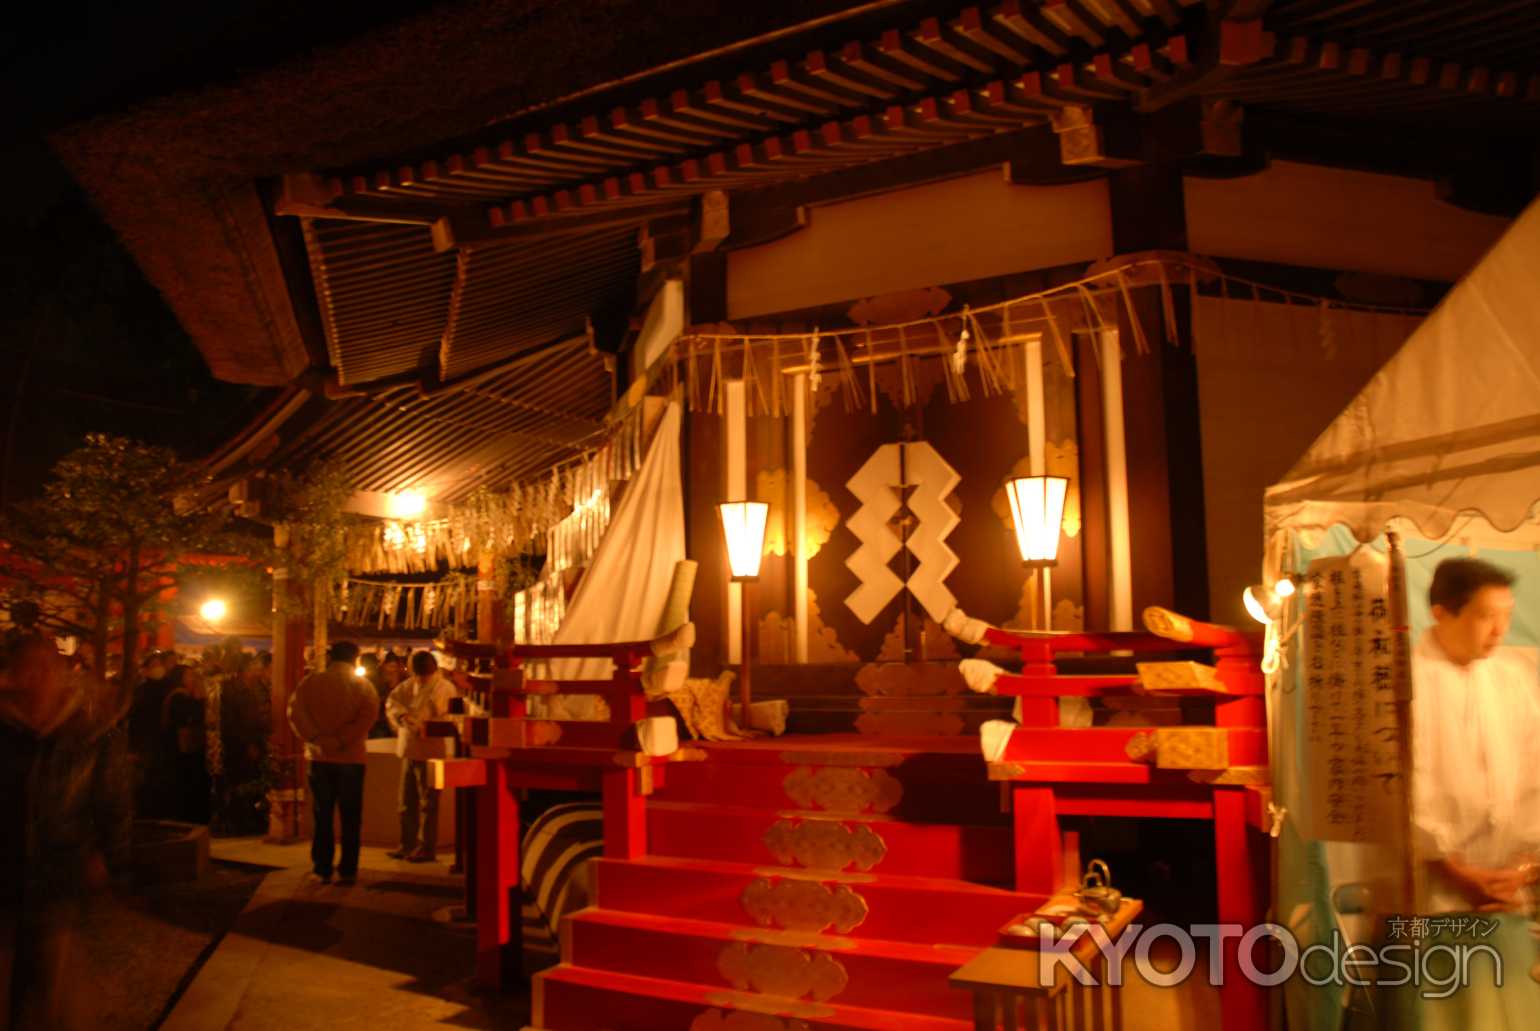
[1004,475,1068,567]
[717,501,769,581]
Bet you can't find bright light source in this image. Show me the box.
[387,491,427,519]
[718,501,769,581]
[1004,475,1069,567]
[1243,585,1276,626]
[200,598,228,624]
[1273,577,1297,599]
[354,664,367,678]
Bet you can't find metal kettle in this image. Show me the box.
[1074,859,1122,916]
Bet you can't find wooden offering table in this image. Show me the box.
[952,896,1143,1031]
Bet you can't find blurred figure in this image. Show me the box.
[163,664,210,824]
[360,653,391,739]
[211,651,271,835]
[128,652,175,819]
[385,651,456,862]
[1408,557,1540,1028]
[288,642,377,885]
[0,631,131,1029]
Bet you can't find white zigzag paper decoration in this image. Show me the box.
[900,442,961,623]
[843,445,904,624]
[842,442,961,625]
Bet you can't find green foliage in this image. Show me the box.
[267,462,358,612]
[0,433,258,683]
[495,552,542,627]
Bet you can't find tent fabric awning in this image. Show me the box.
[1265,196,1540,548]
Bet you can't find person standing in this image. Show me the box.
[1408,557,1540,1028]
[287,641,377,885]
[385,651,455,862]
[1,632,131,1029]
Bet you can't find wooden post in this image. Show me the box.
[1012,785,1063,895]
[740,580,754,729]
[602,767,647,860]
[1213,786,1265,1031]
[267,524,309,844]
[462,550,499,915]
[475,758,520,990]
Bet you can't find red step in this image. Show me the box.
[654,750,1006,824]
[647,800,1014,883]
[563,906,980,1019]
[594,855,1045,947]
[534,962,975,1031]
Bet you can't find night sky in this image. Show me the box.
[0,2,436,502]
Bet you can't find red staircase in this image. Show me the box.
[531,736,1043,1031]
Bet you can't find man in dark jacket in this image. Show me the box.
[0,631,131,1029]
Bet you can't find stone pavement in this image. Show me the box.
[163,839,530,1030]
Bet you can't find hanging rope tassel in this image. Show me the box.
[770,338,782,418]
[968,308,1006,397]
[1116,271,1152,356]
[1041,297,1074,378]
[866,330,878,414]
[833,332,864,412]
[1158,262,1180,346]
[709,337,725,415]
[937,322,961,403]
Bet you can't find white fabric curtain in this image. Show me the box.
[1266,197,1540,550]
[547,401,686,681]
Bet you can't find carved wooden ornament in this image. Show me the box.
[717,942,849,1002]
[783,766,903,814]
[690,1010,812,1031]
[763,819,887,871]
[741,877,869,934]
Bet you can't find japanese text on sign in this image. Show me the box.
[1302,549,1405,843]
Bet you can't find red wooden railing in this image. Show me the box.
[975,612,1270,1031]
[427,636,696,990]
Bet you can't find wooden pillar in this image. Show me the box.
[1107,165,1212,619]
[475,758,520,990]
[267,524,309,843]
[1213,787,1266,1031]
[1012,785,1063,895]
[602,669,650,860]
[461,550,500,913]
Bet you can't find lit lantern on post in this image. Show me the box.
[717,501,768,729]
[1005,475,1069,567]
[1004,475,1069,631]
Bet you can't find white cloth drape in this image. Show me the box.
[547,402,686,681]
[1266,197,1540,550]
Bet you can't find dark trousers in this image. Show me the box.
[398,758,439,855]
[309,761,365,878]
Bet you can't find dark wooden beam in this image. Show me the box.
[274,172,455,226]
[431,197,692,251]
[1108,165,1211,619]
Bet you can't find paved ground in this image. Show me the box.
[70,861,267,1030]
[162,839,530,1031]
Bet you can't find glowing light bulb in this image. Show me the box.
[200,598,228,624]
[1243,586,1275,625]
[1273,577,1296,599]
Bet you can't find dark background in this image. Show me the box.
[0,1,438,502]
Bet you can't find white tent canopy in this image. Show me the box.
[1265,197,1540,551]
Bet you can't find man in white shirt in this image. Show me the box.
[1410,557,1540,1027]
[385,651,456,862]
